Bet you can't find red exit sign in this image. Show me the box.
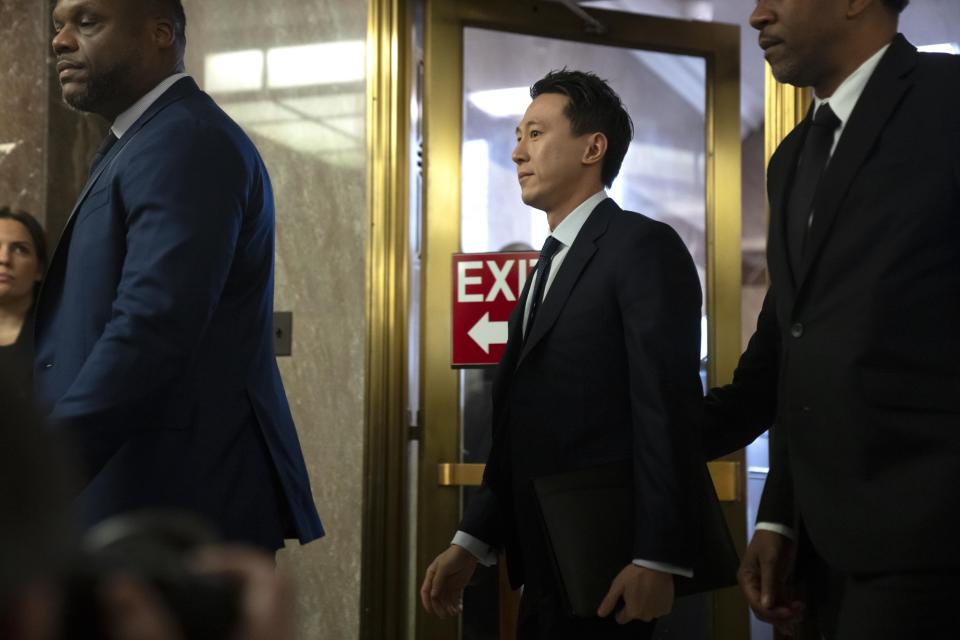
[451,251,540,367]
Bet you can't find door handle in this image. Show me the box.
[437,462,485,486]
[437,461,741,501]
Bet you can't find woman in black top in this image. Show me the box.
[0,207,47,403]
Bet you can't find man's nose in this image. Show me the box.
[52,26,77,55]
[512,140,526,165]
[750,0,774,31]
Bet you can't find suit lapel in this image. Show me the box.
[38,78,200,312]
[516,199,613,366]
[768,115,809,300]
[795,35,917,294]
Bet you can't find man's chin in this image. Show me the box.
[519,189,541,210]
[61,85,98,113]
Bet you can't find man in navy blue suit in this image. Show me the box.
[38,0,324,551]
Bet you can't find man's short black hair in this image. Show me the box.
[152,0,187,47]
[530,69,634,188]
[882,0,909,13]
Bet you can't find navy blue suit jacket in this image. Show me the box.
[34,77,324,550]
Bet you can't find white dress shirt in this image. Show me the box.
[111,72,189,139]
[454,191,693,578]
[814,43,890,158]
[755,41,891,543]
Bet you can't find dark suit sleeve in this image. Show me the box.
[50,122,251,473]
[458,483,504,550]
[756,425,794,527]
[702,288,781,459]
[616,223,703,567]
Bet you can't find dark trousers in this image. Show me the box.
[517,583,655,640]
[801,537,960,640]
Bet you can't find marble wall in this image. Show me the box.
[0,0,49,219]
[182,2,369,638]
[2,0,370,637]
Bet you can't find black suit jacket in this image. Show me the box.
[704,36,960,574]
[460,198,704,589]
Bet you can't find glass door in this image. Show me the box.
[418,2,744,638]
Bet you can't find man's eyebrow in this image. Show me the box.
[516,119,543,132]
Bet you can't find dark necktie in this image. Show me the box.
[524,235,562,340]
[786,103,841,276]
[89,130,118,178]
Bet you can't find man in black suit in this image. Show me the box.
[703,0,960,637]
[420,71,704,638]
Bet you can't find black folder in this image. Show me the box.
[532,461,739,617]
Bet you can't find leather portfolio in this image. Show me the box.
[532,461,739,617]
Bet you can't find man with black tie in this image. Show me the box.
[38,0,323,550]
[420,70,704,638]
[703,0,960,637]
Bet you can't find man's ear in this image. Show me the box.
[582,132,607,168]
[151,17,177,50]
[846,0,877,19]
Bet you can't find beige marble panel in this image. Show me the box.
[0,0,49,219]
[183,1,370,638]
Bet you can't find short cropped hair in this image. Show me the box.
[882,0,909,13]
[0,207,48,272]
[530,69,634,188]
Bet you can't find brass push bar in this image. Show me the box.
[438,461,742,502]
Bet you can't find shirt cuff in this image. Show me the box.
[632,558,694,578]
[452,530,498,566]
[755,521,796,541]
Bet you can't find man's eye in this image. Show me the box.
[530,130,541,138]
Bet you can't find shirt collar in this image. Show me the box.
[550,190,608,248]
[813,42,890,126]
[111,73,189,139]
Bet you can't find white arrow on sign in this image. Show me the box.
[468,312,508,354]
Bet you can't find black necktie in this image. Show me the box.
[786,103,841,276]
[524,235,562,340]
[89,130,118,178]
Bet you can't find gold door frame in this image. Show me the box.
[361,0,412,639]
[418,1,744,637]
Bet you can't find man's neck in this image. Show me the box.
[546,183,604,231]
[99,63,183,123]
[815,33,895,98]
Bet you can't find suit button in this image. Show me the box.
[790,323,804,338]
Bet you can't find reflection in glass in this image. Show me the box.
[201,41,366,169]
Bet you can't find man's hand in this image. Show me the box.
[419,545,479,619]
[738,529,804,635]
[597,564,674,624]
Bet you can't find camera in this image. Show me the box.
[58,511,241,640]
